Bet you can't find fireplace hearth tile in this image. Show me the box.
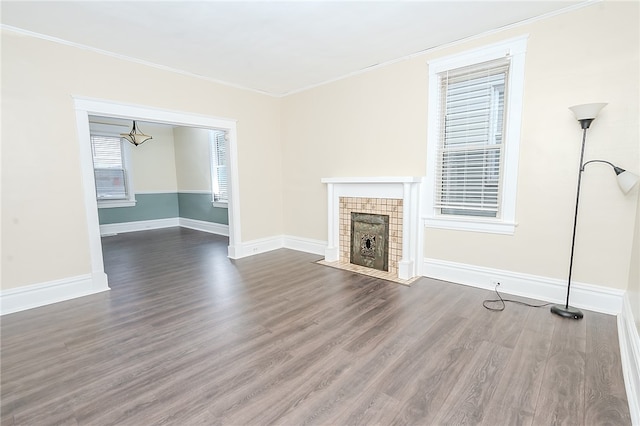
[315,260,420,286]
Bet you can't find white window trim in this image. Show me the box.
[424,35,527,235]
[212,201,228,209]
[209,130,228,206]
[90,124,137,209]
[99,198,136,208]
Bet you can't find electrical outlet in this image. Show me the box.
[490,279,501,287]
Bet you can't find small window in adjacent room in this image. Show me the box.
[210,130,228,207]
[425,36,527,235]
[91,134,136,208]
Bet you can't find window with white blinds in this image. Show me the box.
[436,59,509,218]
[425,36,527,234]
[91,135,129,200]
[210,130,228,203]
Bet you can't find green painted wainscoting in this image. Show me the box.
[98,193,179,224]
[98,192,228,225]
[178,192,228,225]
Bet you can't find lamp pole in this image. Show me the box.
[551,119,592,320]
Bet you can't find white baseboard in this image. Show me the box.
[100,218,179,236]
[99,220,319,258]
[99,218,230,237]
[422,257,624,315]
[0,274,110,316]
[283,235,326,255]
[230,236,284,259]
[179,218,229,236]
[229,235,328,259]
[619,295,640,424]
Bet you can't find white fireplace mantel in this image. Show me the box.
[321,177,422,280]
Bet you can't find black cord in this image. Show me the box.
[483,284,553,312]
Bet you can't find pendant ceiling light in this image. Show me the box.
[121,121,152,146]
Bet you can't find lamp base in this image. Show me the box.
[550,304,584,320]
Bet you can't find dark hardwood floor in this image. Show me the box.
[1,227,631,425]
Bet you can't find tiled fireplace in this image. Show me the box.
[341,197,400,275]
[321,177,422,284]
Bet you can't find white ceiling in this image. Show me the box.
[2,1,586,96]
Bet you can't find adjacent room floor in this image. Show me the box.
[1,227,631,425]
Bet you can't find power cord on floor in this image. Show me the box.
[483,283,553,312]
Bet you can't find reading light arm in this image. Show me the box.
[581,159,624,174]
[581,159,639,194]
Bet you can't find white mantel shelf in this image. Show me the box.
[322,176,422,280]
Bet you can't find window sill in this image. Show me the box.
[98,200,137,209]
[424,216,516,235]
[212,201,228,209]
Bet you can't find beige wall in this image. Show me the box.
[2,1,638,297]
[173,127,212,192]
[130,123,178,193]
[1,30,283,290]
[281,1,639,290]
[629,194,640,331]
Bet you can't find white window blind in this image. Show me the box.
[91,135,128,200]
[211,130,228,202]
[435,58,509,218]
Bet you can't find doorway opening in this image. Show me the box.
[74,97,242,291]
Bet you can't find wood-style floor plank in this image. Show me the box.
[387,320,479,425]
[584,312,632,425]
[481,328,551,426]
[431,340,512,425]
[0,228,631,425]
[532,311,587,425]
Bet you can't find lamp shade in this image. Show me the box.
[569,103,608,121]
[617,170,640,194]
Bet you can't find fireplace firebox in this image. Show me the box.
[350,212,389,272]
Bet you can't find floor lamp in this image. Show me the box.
[551,103,640,320]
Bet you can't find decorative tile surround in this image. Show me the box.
[340,197,402,276]
[321,177,422,282]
